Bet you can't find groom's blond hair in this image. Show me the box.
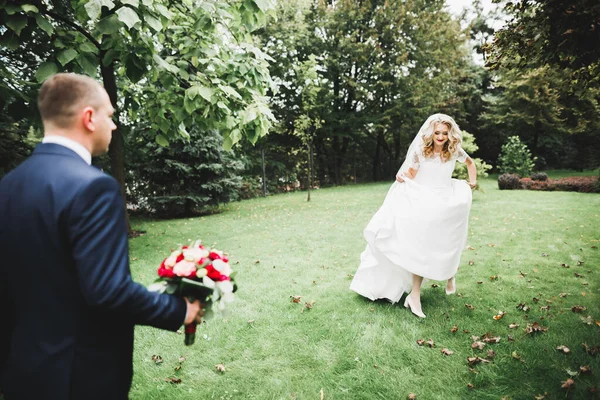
[38,73,104,128]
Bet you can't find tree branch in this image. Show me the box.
[43,10,102,50]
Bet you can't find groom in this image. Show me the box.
[0,73,203,399]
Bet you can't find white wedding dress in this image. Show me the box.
[350,149,472,303]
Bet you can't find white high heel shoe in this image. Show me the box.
[445,277,456,295]
[404,295,426,318]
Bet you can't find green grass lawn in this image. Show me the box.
[127,175,599,400]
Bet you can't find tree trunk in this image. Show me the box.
[100,62,131,234]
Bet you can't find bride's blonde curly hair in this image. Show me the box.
[419,114,462,162]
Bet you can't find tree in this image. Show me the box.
[0,0,276,229]
[497,136,536,177]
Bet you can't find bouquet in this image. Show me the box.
[149,240,237,345]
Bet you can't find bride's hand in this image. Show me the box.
[396,172,405,183]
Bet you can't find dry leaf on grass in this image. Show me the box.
[302,300,316,312]
[465,304,475,310]
[561,378,575,389]
[467,356,490,366]
[152,355,163,364]
[407,393,417,399]
[508,323,520,329]
[487,350,496,359]
[559,292,567,297]
[471,341,486,350]
[426,339,435,348]
[556,345,570,354]
[579,365,592,374]
[493,311,506,320]
[320,388,324,400]
[290,295,302,303]
[450,325,458,333]
[516,302,530,312]
[441,348,454,356]
[582,343,600,356]
[467,383,474,389]
[215,363,226,373]
[571,305,587,313]
[416,339,425,346]
[165,377,182,384]
[525,322,548,334]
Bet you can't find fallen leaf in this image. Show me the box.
[467,356,490,366]
[290,295,302,303]
[534,394,547,400]
[166,377,182,384]
[571,305,587,313]
[532,297,540,303]
[152,355,163,364]
[426,339,435,348]
[407,394,417,400]
[254,259,260,264]
[516,303,530,312]
[561,263,570,268]
[477,281,483,284]
[178,356,186,363]
[302,300,316,312]
[539,305,551,311]
[582,343,600,356]
[541,253,549,257]
[471,335,480,341]
[525,322,548,334]
[467,246,475,250]
[493,311,506,320]
[579,365,592,375]
[490,275,499,281]
[431,284,439,288]
[561,378,575,389]
[519,271,527,277]
[508,323,520,329]
[577,260,584,266]
[215,363,226,373]
[468,260,475,265]
[511,351,521,360]
[450,325,458,333]
[320,388,324,400]
[565,368,579,377]
[487,350,496,359]
[483,336,501,344]
[508,335,515,342]
[556,345,570,354]
[347,274,354,279]
[174,364,181,371]
[465,304,475,310]
[559,293,567,298]
[416,339,425,346]
[574,272,583,278]
[248,319,255,324]
[467,383,474,389]
[441,348,454,356]
[472,341,486,350]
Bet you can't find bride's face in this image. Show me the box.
[432,122,450,149]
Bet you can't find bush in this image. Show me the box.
[498,173,522,190]
[520,176,599,193]
[498,136,537,177]
[530,172,548,181]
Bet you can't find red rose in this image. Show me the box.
[208,252,221,260]
[175,253,184,263]
[205,265,228,281]
[158,266,175,278]
[222,256,229,263]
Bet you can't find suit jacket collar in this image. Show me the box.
[33,143,90,165]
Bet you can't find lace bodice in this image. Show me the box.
[410,149,468,188]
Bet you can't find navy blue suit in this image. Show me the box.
[0,143,186,399]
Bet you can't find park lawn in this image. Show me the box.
[128,175,599,400]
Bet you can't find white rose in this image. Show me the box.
[183,247,204,262]
[221,292,235,304]
[217,280,234,294]
[202,276,216,289]
[212,259,232,276]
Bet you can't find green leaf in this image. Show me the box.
[144,14,162,32]
[116,7,140,29]
[96,14,121,34]
[121,0,139,6]
[85,0,115,20]
[6,13,28,36]
[183,96,197,114]
[79,41,98,54]
[21,4,39,13]
[76,54,98,77]
[57,48,79,66]
[152,54,178,73]
[102,49,117,66]
[178,122,190,139]
[35,62,58,83]
[217,101,230,111]
[252,0,272,12]
[141,0,153,5]
[219,85,243,100]
[154,4,171,19]
[3,5,21,15]
[155,134,169,147]
[35,14,54,35]
[185,85,212,101]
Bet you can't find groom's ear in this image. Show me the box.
[81,106,95,132]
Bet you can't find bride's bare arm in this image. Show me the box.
[466,157,477,188]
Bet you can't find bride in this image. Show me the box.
[350,114,477,318]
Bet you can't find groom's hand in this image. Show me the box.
[184,298,204,325]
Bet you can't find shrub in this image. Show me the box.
[498,173,522,190]
[520,176,599,193]
[498,136,537,177]
[530,172,548,181]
